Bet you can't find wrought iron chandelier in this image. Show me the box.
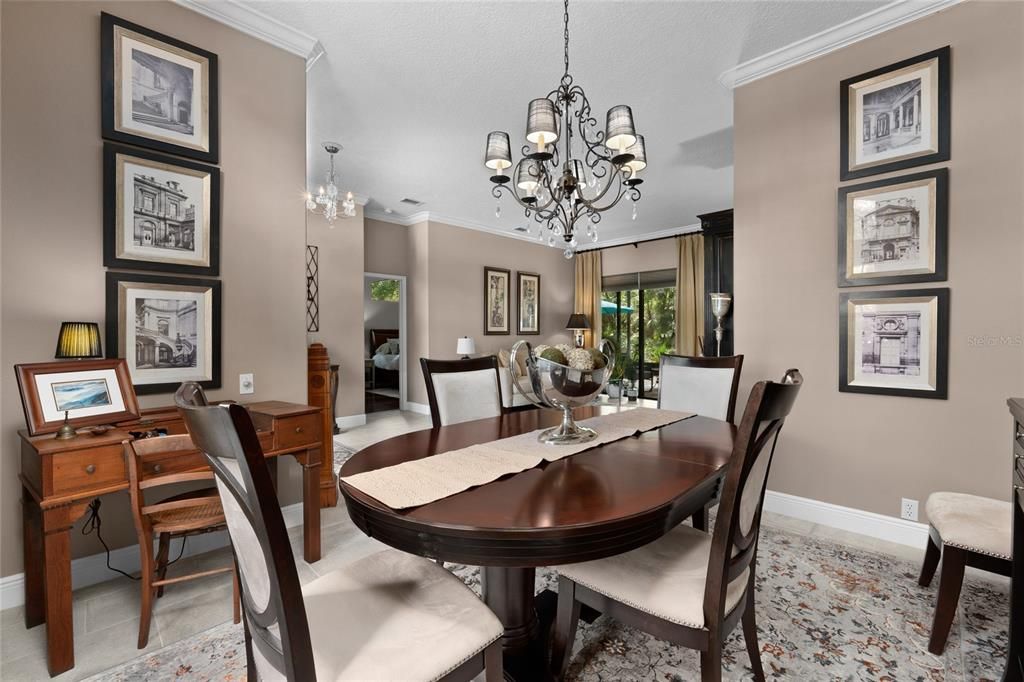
[484,0,646,258]
[306,142,356,226]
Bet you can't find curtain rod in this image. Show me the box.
[578,229,702,253]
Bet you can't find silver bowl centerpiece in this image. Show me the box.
[510,339,616,445]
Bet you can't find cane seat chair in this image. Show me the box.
[125,434,240,648]
[551,370,803,682]
[174,383,504,681]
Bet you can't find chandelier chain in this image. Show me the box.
[563,0,570,78]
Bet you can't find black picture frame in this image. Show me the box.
[839,288,949,399]
[106,271,222,395]
[484,266,511,335]
[103,143,221,276]
[837,168,948,287]
[840,46,950,180]
[516,271,541,335]
[101,12,219,163]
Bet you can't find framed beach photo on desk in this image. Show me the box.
[15,359,140,436]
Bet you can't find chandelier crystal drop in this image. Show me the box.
[483,0,645,257]
[306,142,356,227]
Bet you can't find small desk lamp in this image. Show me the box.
[456,336,476,360]
[53,322,103,439]
[565,314,590,348]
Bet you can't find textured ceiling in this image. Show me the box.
[250,0,885,241]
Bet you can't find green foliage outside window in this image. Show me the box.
[369,279,400,302]
[601,286,676,383]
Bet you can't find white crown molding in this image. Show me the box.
[172,0,323,66]
[718,0,964,89]
[365,210,701,251]
[575,222,702,252]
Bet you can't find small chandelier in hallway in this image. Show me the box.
[306,142,356,226]
[483,0,646,258]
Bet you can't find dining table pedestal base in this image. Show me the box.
[482,566,557,681]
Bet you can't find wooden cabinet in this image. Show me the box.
[699,209,734,356]
[1007,398,1024,682]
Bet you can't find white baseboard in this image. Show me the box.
[763,490,929,548]
[0,502,305,612]
[405,401,430,416]
[335,413,367,430]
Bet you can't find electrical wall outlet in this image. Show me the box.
[900,497,919,521]
[239,373,254,395]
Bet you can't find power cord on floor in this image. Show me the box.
[82,498,187,581]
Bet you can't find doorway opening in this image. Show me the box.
[364,273,408,413]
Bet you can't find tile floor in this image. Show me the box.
[0,409,997,681]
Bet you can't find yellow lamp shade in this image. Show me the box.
[55,322,103,359]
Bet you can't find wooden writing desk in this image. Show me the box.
[19,400,323,677]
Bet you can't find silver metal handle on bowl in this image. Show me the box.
[510,340,550,410]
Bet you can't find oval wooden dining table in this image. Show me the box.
[338,404,736,680]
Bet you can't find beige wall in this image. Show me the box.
[599,239,680,277]
[0,1,307,577]
[733,0,1024,523]
[363,220,575,406]
[307,208,365,417]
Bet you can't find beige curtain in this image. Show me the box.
[674,233,705,356]
[574,250,603,348]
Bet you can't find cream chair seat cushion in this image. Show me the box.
[296,549,503,681]
[432,368,502,426]
[925,492,1012,560]
[659,365,736,421]
[556,524,748,629]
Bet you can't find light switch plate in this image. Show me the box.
[239,373,254,395]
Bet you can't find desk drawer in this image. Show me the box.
[141,450,207,478]
[51,445,126,496]
[275,413,320,451]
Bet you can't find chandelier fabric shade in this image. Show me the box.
[517,159,542,194]
[485,131,512,172]
[605,105,638,153]
[624,134,647,174]
[526,98,559,146]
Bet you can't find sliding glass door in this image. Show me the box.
[601,270,676,399]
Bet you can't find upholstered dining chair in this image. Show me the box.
[420,356,506,428]
[658,354,744,423]
[917,491,1012,654]
[125,434,240,648]
[174,383,504,681]
[550,369,803,682]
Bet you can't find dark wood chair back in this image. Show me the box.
[419,356,505,429]
[658,354,744,423]
[175,383,316,681]
[703,369,802,625]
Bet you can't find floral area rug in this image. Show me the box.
[85,526,1009,681]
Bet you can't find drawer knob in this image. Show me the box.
[85,464,96,475]
[153,464,162,473]
[295,427,303,434]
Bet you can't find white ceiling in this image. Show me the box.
[248,0,886,241]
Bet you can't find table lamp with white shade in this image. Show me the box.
[456,336,476,360]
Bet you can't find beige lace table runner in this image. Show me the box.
[340,407,694,510]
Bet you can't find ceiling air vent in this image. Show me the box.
[513,226,529,233]
[399,197,425,207]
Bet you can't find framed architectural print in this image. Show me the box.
[517,272,541,335]
[104,143,220,275]
[840,46,949,180]
[838,168,948,287]
[484,266,511,335]
[14,359,140,436]
[101,13,219,163]
[106,272,222,394]
[839,288,949,399]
